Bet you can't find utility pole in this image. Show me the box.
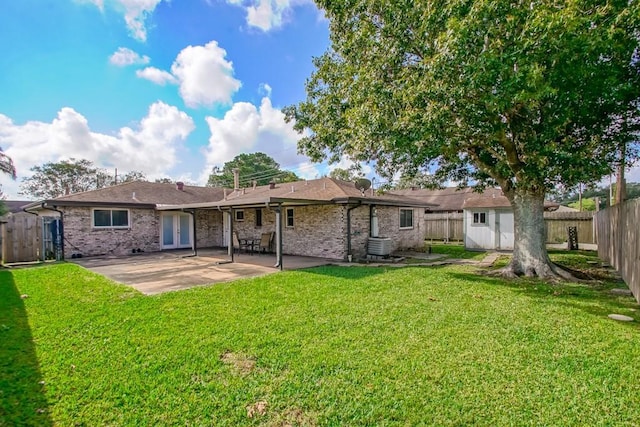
[578,183,583,212]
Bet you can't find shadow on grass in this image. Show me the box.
[0,270,52,426]
[447,270,639,327]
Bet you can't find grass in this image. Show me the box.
[2,255,639,426]
[427,242,486,260]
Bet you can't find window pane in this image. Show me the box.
[94,210,111,227]
[286,209,294,227]
[400,209,413,228]
[255,209,262,227]
[112,210,129,227]
[473,212,486,224]
[236,210,244,221]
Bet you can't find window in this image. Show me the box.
[400,208,414,229]
[255,209,262,227]
[235,209,244,221]
[473,212,487,224]
[286,208,294,227]
[93,209,130,228]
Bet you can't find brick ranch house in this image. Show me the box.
[24,178,432,263]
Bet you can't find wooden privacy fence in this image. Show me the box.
[595,199,640,303]
[544,211,595,244]
[423,210,595,243]
[1,214,60,264]
[424,213,463,241]
[1,214,41,263]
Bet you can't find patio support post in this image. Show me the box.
[228,209,234,262]
[274,205,283,270]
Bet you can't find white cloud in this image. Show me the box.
[81,0,165,41]
[171,41,241,108]
[109,47,150,66]
[0,102,194,198]
[136,67,177,85]
[258,83,272,98]
[225,0,310,31]
[202,96,311,182]
[137,41,241,109]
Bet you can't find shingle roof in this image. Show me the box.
[391,186,559,211]
[158,178,434,209]
[30,181,226,208]
[2,200,32,213]
[389,187,504,211]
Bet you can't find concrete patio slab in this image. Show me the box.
[70,249,335,295]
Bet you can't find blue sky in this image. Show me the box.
[0,0,354,199]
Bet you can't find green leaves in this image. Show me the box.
[206,152,300,188]
[19,159,147,199]
[290,0,640,194]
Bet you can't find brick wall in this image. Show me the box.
[195,209,223,248]
[231,205,346,259]
[350,205,425,258]
[377,205,425,250]
[62,206,161,257]
[230,204,425,260]
[62,207,223,257]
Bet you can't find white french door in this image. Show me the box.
[161,213,192,249]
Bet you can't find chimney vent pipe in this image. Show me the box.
[232,168,240,191]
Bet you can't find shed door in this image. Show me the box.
[497,211,514,250]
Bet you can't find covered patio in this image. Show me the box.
[70,249,335,295]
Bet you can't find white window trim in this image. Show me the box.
[472,211,488,226]
[91,208,131,229]
[235,209,245,222]
[399,207,414,230]
[286,207,294,228]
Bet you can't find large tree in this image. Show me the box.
[20,159,105,199]
[0,147,16,215]
[19,159,148,199]
[0,148,16,180]
[207,152,300,187]
[285,0,640,279]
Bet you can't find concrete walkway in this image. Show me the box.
[71,249,334,295]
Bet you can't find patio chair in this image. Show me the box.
[258,232,274,254]
[233,232,252,254]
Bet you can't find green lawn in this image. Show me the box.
[2,256,639,426]
[428,242,486,260]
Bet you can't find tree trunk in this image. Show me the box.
[500,191,558,278]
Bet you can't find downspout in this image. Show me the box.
[346,203,361,262]
[274,204,283,270]
[39,203,65,261]
[229,209,234,263]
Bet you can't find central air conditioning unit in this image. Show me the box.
[368,237,392,256]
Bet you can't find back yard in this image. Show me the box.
[2,252,639,426]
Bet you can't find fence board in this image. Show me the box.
[544,211,595,244]
[1,214,41,263]
[423,211,595,243]
[596,199,640,303]
[424,213,463,241]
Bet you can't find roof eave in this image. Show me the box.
[33,200,157,209]
[333,197,436,207]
